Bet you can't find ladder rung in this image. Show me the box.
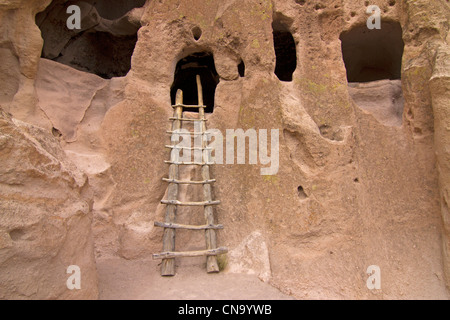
[169,118,207,122]
[166,131,210,136]
[164,161,213,165]
[161,200,220,206]
[172,104,206,109]
[154,221,224,230]
[152,247,228,260]
[165,145,212,151]
[162,178,216,184]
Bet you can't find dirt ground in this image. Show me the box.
[97,257,293,300]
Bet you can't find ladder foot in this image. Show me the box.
[161,258,176,276]
[206,257,220,273]
[153,247,228,260]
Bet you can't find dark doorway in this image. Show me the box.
[340,21,404,83]
[171,52,220,113]
[272,21,297,82]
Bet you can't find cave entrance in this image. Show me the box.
[36,0,145,79]
[272,21,297,82]
[171,52,219,113]
[340,21,404,83]
[341,21,405,127]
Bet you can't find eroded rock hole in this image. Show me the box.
[192,26,202,41]
[52,127,62,138]
[340,21,404,83]
[9,229,25,241]
[238,59,245,77]
[272,21,297,82]
[319,124,345,141]
[36,0,145,79]
[171,52,220,113]
[297,186,308,200]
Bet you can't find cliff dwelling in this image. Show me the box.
[171,52,220,113]
[341,21,405,127]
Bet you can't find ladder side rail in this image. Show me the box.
[197,75,220,273]
[161,89,184,276]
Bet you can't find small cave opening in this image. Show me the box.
[238,59,245,77]
[297,186,308,200]
[171,52,220,113]
[340,21,404,83]
[272,20,297,82]
[192,26,202,41]
[36,0,145,79]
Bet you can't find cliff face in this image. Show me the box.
[0,109,98,299]
[0,0,449,299]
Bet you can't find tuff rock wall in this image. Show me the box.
[0,0,449,299]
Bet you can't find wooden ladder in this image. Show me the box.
[153,75,228,276]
